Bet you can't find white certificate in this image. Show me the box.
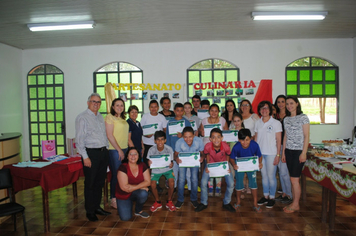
[190,120,197,131]
[165,116,175,121]
[197,109,209,120]
[142,123,159,135]
[207,161,229,177]
[168,120,185,135]
[149,154,171,169]
[204,124,222,137]
[236,156,259,172]
[178,152,200,167]
[222,130,238,142]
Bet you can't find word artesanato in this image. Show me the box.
[113,83,181,91]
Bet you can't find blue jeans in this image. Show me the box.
[261,154,277,198]
[173,160,179,188]
[278,158,292,197]
[116,189,148,221]
[108,148,127,198]
[201,170,234,205]
[178,167,199,202]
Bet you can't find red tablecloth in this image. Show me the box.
[303,155,356,205]
[3,159,83,193]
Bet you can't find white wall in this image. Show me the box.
[17,39,355,159]
[0,44,23,134]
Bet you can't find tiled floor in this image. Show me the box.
[1,174,356,236]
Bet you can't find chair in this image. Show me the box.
[0,168,28,236]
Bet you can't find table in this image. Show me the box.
[3,158,83,232]
[301,154,356,230]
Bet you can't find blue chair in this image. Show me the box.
[0,168,28,236]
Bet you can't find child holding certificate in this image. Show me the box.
[147,131,176,212]
[166,103,191,188]
[141,100,168,167]
[174,127,204,209]
[230,129,263,213]
[195,128,235,212]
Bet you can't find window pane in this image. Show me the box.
[286,70,297,82]
[57,147,65,155]
[28,75,37,85]
[38,75,45,85]
[201,71,212,83]
[120,73,130,83]
[47,100,54,110]
[214,59,236,68]
[300,84,310,96]
[56,111,63,122]
[30,100,37,110]
[57,135,64,145]
[55,87,63,98]
[47,111,54,122]
[312,70,323,81]
[38,100,46,110]
[119,62,140,71]
[31,124,38,133]
[30,65,45,74]
[38,87,45,98]
[188,71,200,83]
[46,65,62,73]
[108,73,118,83]
[47,87,54,98]
[97,87,105,99]
[98,63,118,72]
[55,74,64,84]
[299,70,310,81]
[32,147,39,157]
[286,84,298,95]
[46,75,54,84]
[55,99,63,110]
[325,70,336,81]
[40,123,47,133]
[99,100,107,113]
[96,74,107,85]
[39,112,46,122]
[48,123,55,133]
[56,123,62,133]
[287,57,310,67]
[312,84,323,96]
[132,72,142,83]
[214,71,224,82]
[311,57,334,67]
[32,135,39,145]
[30,112,38,122]
[29,88,37,98]
[48,135,55,140]
[190,60,212,69]
[299,98,337,124]
[325,84,336,95]
[226,70,238,82]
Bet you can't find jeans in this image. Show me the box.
[278,158,292,197]
[116,189,148,221]
[261,154,277,198]
[108,148,127,199]
[201,170,234,205]
[173,160,179,188]
[178,167,199,202]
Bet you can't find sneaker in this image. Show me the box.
[266,199,275,208]
[208,187,214,197]
[135,211,150,218]
[281,196,293,204]
[197,186,201,193]
[275,195,284,202]
[216,188,221,197]
[257,197,269,205]
[195,203,208,212]
[191,200,199,208]
[166,201,176,212]
[175,201,184,209]
[223,203,236,212]
[277,188,283,194]
[150,201,162,212]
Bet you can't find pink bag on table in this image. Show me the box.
[42,140,56,160]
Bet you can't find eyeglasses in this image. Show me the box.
[129,152,138,156]
[90,100,101,104]
[260,107,269,110]
[241,104,250,107]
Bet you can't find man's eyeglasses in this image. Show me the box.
[90,100,101,104]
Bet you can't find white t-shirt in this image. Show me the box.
[243,114,258,136]
[140,113,168,145]
[255,116,282,155]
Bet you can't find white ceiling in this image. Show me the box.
[0,0,355,50]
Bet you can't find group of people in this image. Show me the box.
[75,92,309,221]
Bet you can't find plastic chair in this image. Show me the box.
[0,168,28,236]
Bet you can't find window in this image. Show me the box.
[187,59,240,112]
[93,62,144,118]
[286,57,338,124]
[27,64,66,160]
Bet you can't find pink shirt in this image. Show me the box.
[204,141,231,163]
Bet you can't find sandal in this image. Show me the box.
[252,206,262,213]
[233,204,241,210]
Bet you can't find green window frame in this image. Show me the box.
[187,59,240,112]
[286,57,339,124]
[93,62,144,118]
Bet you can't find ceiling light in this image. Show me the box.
[28,21,95,31]
[252,12,328,20]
